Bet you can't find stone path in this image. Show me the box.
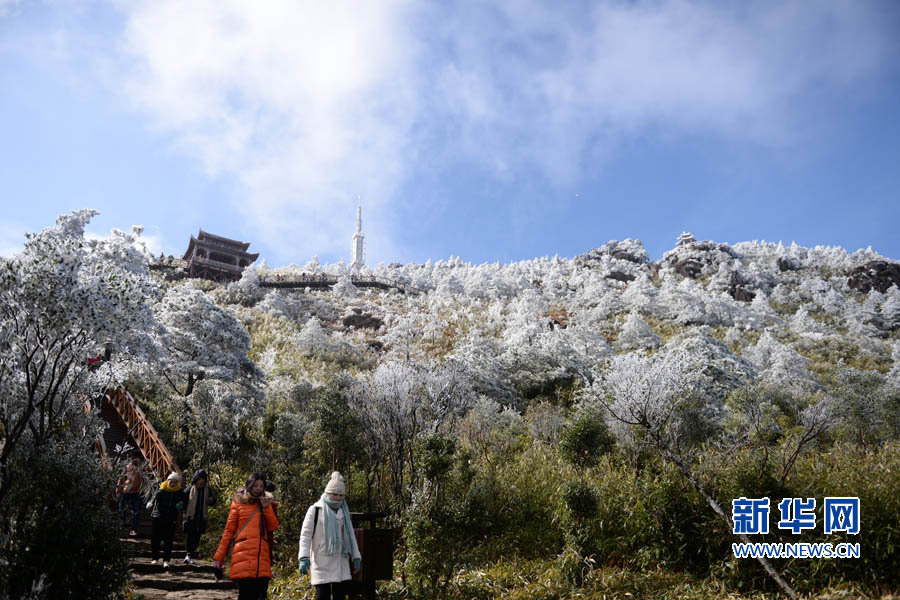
[122,536,237,600]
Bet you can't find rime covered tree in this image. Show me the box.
[0,210,162,504]
[156,283,260,396]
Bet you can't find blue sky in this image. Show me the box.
[2,0,899,266]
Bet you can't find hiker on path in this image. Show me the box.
[182,468,215,564]
[297,472,361,600]
[117,456,144,536]
[148,471,187,568]
[213,472,279,600]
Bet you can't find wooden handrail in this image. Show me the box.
[105,386,179,480]
[258,273,423,295]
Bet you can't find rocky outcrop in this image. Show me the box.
[777,257,802,272]
[576,239,650,268]
[673,259,704,279]
[847,261,900,293]
[663,240,739,280]
[342,308,384,330]
[604,271,636,283]
[726,271,756,303]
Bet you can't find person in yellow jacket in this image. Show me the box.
[213,472,279,600]
[148,471,186,568]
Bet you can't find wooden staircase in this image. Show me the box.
[98,388,237,598]
[100,385,178,479]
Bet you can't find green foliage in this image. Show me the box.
[306,375,364,476]
[562,479,598,520]
[824,368,900,447]
[779,443,900,589]
[0,442,130,600]
[559,410,614,469]
[477,443,566,560]
[416,435,457,483]
[405,478,494,600]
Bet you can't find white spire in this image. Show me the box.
[351,199,365,273]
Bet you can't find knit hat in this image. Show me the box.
[324,471,345,495]
[167,471,180,482]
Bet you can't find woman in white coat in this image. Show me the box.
[298,472,361,600]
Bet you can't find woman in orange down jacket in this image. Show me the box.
[213,472,279,600]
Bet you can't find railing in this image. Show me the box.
[190,255,243,272]
[258,273,423,295]
[105,386,178,480]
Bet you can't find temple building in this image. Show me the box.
[351,203,365,273]
[677,231,697,247]
[182,230,259,283]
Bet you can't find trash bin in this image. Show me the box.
[350,512,393,599]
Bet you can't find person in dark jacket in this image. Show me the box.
[183,469,215,564]
[148,471,186,568]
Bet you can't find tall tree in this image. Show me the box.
[155,283,261,396]
[0,210,161,506]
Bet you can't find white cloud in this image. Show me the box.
[423,0,895,182]
[119,0,415,263]
[114,0,896,261]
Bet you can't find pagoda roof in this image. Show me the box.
[182,230,259,262]
[197,229,252,250]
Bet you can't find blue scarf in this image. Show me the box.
[321,493,353,556]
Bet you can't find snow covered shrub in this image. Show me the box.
[294,316,332,356]
[621,273,659,315]
[665,329,753,411]
[742,330,814,390]
[616,311,661,350]
[458,397,526,463]
[525,402,567,444]
[789,306,832,339]
[217,264,266,306]
[825,368,900,447]
[332,273,358,297]
[880,286,900,331]
[585,347,710,454]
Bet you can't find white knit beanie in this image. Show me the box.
[324,471,345,495]
[167,471,180,482]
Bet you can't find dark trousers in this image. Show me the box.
[184,518,206,555]
[151,518,176,561]
[237,577,269,600]
[118,492,142,532]
[315,581,349,600]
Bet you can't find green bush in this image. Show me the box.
[0,442,130,600]
[559,409,614,469]
[562,479,598,521]
[405,480,494,600]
